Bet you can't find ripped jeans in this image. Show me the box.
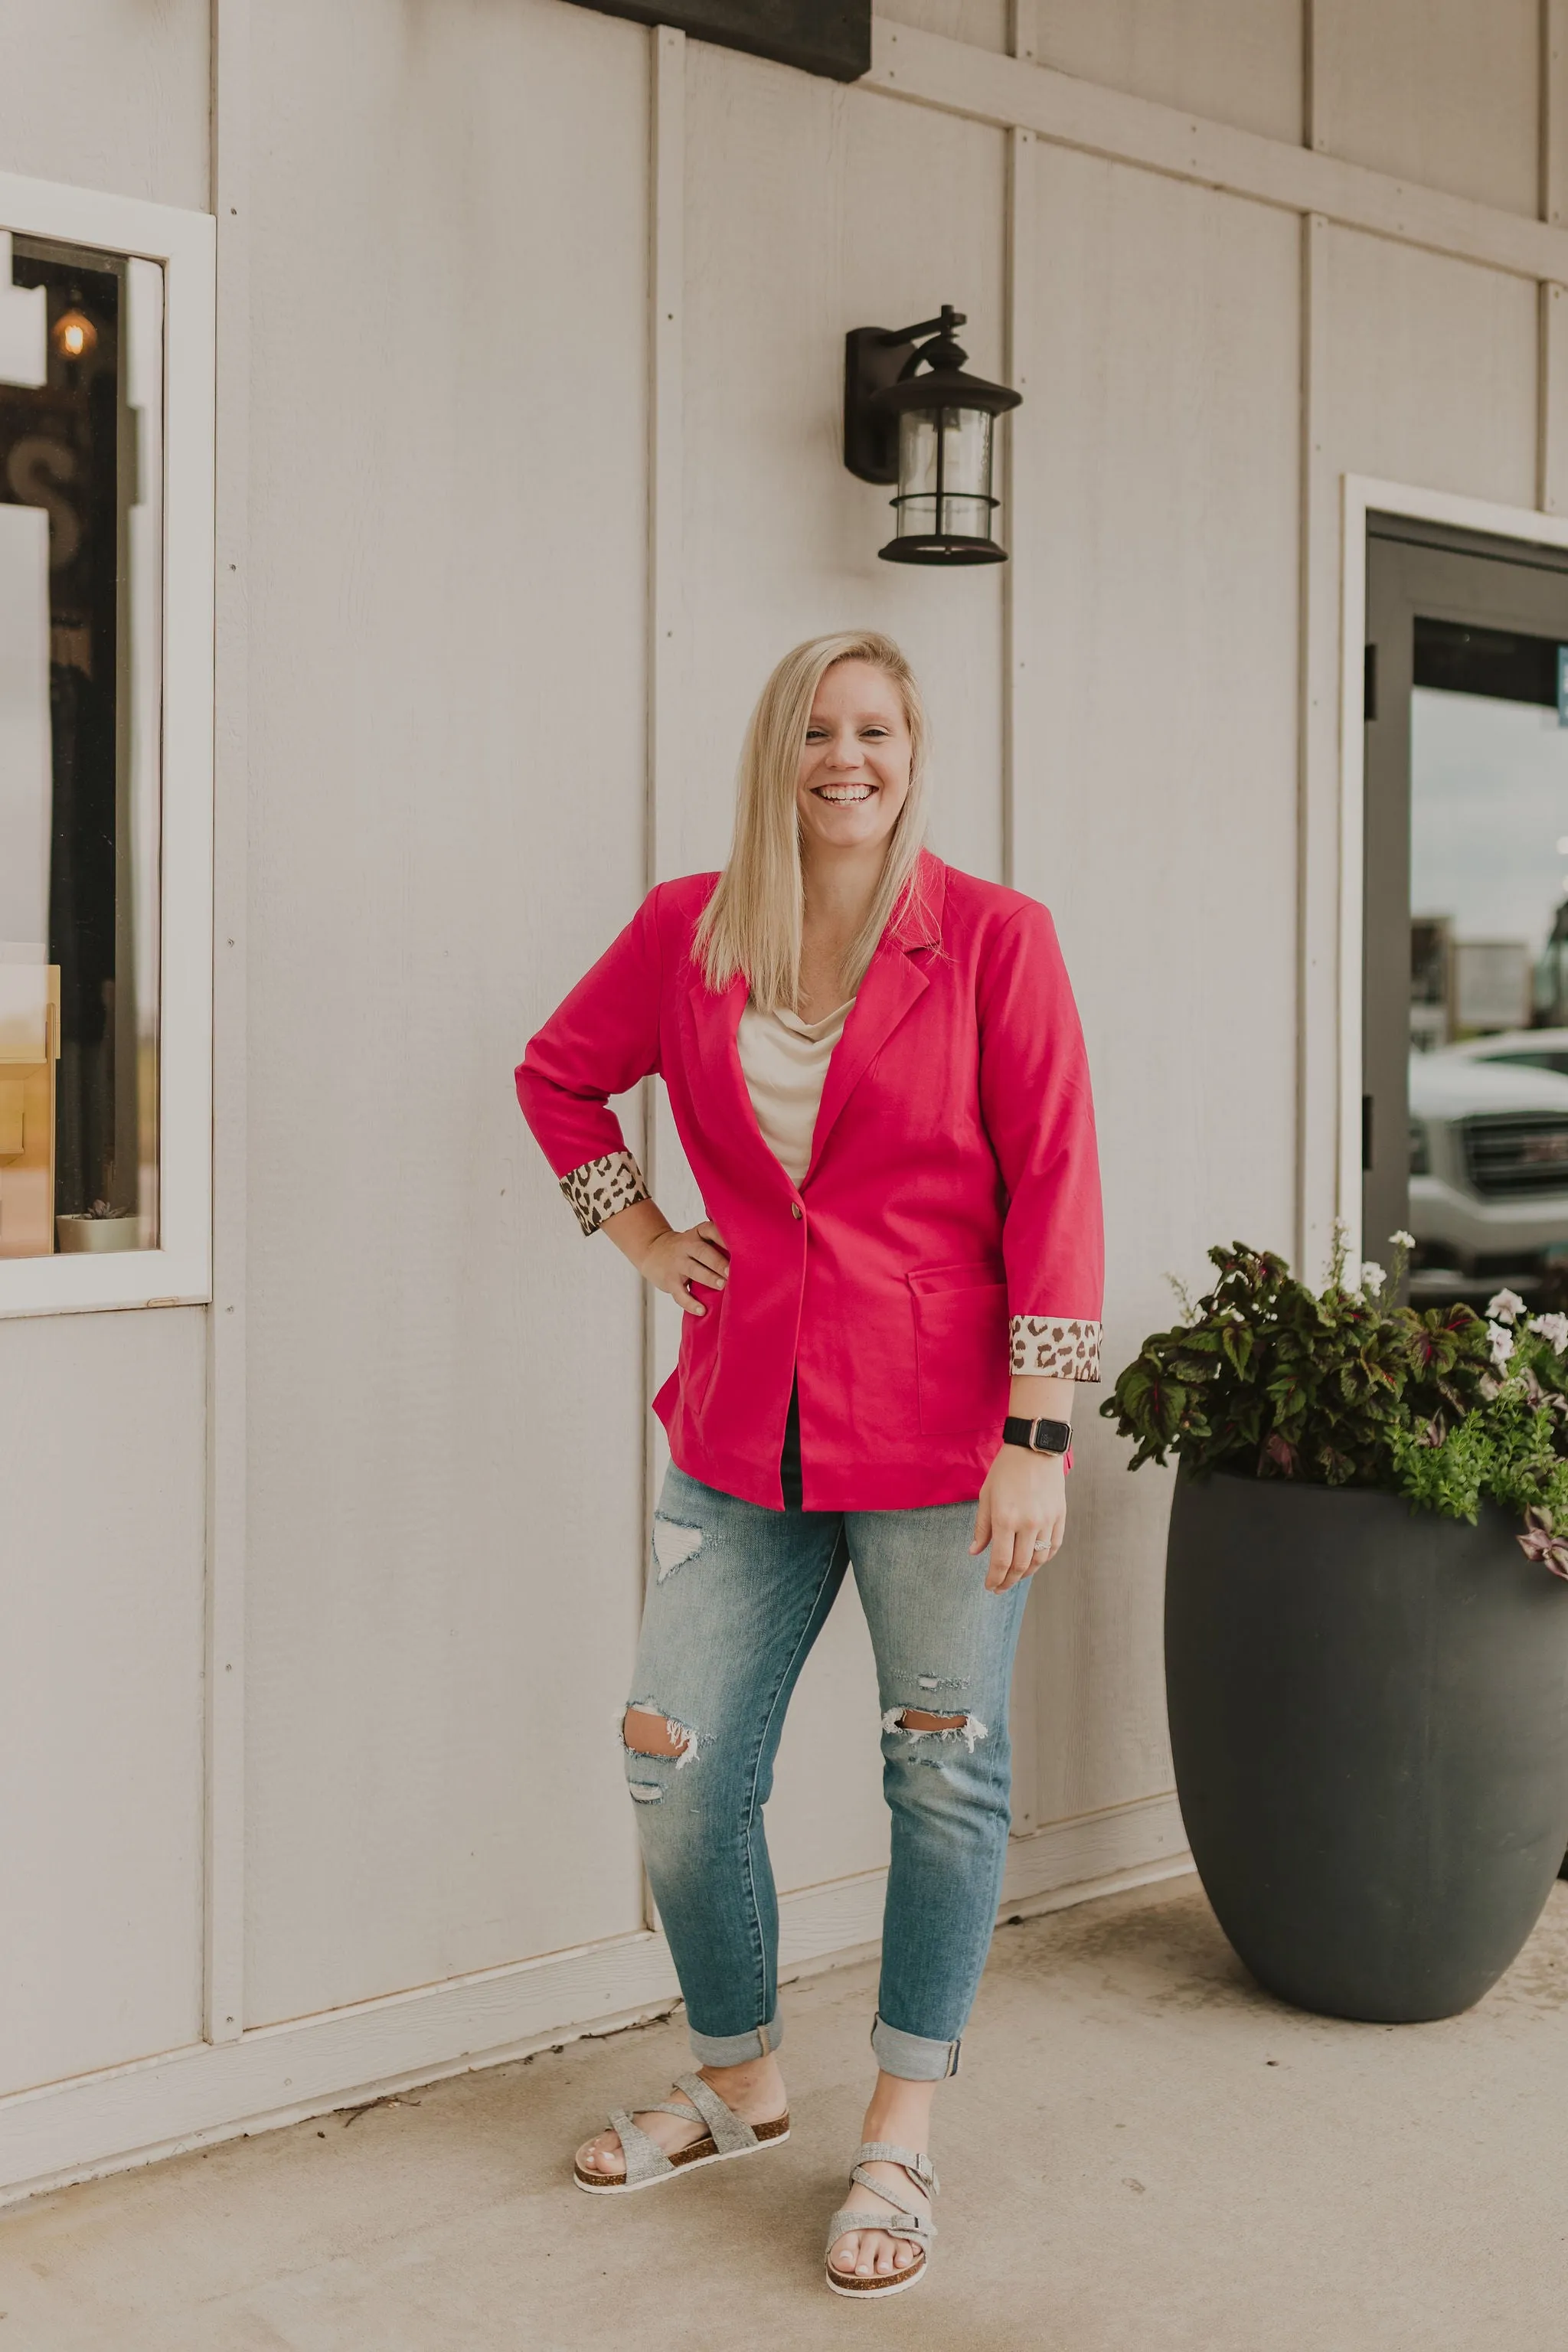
[624,1460,1029,2082]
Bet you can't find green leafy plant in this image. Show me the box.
[1100,1228,1568,1573]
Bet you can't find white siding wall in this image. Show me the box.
[1030,0,1303,142]
[0,0,212,2111]
[1014,149,1303,1823]
[241,0,654,2024]
[1311,0,1541,216]
[4,0,1568,2194]
[0,0,208,208]
[0,1311,207,2092]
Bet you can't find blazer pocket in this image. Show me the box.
[678,1277,725,1415]
[908,1264,1010,1436]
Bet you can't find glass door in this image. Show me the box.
[1365,521,1568,1311]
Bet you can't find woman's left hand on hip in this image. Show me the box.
[972,1448,1067,1593]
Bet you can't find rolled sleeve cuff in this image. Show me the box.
[1010,1315,1102,1381]
[560,1149,650,1236]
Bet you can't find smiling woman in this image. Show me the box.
[515,629,1103,2298]
[693,634,930,1018]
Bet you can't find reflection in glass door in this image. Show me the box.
[0,230,163,1258]
[1365,528,1568,1313]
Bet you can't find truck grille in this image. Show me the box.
[1461,1114,1568,1197]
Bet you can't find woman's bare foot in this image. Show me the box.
[827,2070,938,2282]
[573,2053,788,2181]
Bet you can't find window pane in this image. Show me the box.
[1408,684,1568,1308]
[0,234,162,1257]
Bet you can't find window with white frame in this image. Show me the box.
[0,181,212,1316]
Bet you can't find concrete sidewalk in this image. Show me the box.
[3,1874,1566,2350]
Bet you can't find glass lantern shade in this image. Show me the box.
[885,404,996,558]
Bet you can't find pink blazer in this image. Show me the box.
[517,852,1103,1511]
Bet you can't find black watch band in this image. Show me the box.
[1002,1415,1073,1455]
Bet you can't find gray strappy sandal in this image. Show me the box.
[824,2141,938,2298]
[573,2069,790,2195]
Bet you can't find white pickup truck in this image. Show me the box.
[1408,1033,1568,1305]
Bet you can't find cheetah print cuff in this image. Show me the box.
[1011,1315,1102,1381]
[560,1150,650,1236]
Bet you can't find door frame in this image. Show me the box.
[1338,478,1568,1260]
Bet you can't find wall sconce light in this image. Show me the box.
[843,304,1021,564]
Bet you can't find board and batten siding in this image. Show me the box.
[0,0,214,2114]
[240,0,655,2025]
[3,0,1568,2199]
[1012,144,1303,1823]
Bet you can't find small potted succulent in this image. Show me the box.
[56,1197,139,1253]
[1102,1230,1568,2024]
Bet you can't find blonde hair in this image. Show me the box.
[694,631,929,1013]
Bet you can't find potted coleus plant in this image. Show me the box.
[1102,1231,1568,2024]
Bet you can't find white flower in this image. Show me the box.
[1360,1262,1387,1296]
[1389,1230,1415,1250]
[1530,1312,1568,1354]
[1488,1320,1516,1368]
[1487,1288,1527,1324]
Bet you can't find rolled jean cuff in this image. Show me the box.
[871,2012,962,2081]
[688,2009,782,2067]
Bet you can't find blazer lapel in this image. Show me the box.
[685,966,778,1169]
[803,853,946,1184]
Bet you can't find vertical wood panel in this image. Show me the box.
[1001,120,1039,1824]
[1544,0,1568,224]
[1014,151,1302,1823]
[1312,0,1540,217]
[1318,229,1540,512]
[1540,281,1568,511]
[1298,214,1340,1271]
[0,1312,207,2094]
[0,0,209,210]
[1002,126,1037,896]
[207,0,250,2045]
[242,0,654,2026]
[877,0,1011,53]
[1031,0,1303,145]
[645,28,688,1538]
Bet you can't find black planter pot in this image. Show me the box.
[1165,1471,1568,2022]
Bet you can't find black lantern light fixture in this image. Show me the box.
[843,304,1021,565]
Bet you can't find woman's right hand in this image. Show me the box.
[639,1219,730,1315]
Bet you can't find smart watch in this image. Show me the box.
[1002,1415,1073,1455]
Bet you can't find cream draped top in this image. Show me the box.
[735,995,856,1185]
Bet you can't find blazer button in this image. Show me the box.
[790,1201,802,1219]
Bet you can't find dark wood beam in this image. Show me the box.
[564,1,869,82]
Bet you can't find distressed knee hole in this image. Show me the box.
[622,1704,700,1766]
[883,1707,989,1754]
[652,1517,704,1581]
